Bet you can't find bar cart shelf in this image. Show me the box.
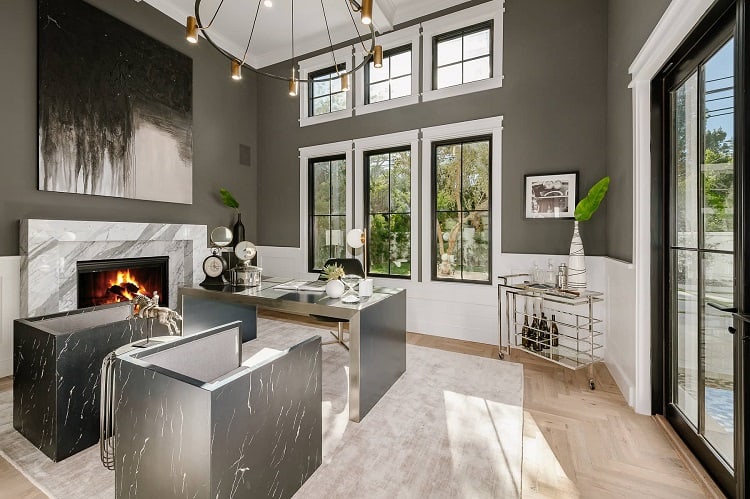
[498,274,604,390]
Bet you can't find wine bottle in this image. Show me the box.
[551,314,559,347]
[531,314,542,351]
[540,313,550,349]
[520,313,530,348]
[527,314,539,350]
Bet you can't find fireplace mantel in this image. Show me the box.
[20,220,208,316]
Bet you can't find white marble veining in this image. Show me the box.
[20,220,208,316]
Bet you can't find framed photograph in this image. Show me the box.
[524,172,578,219]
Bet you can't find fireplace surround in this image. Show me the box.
[20,220,208,316]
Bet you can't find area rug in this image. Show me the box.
[0,319,523,498]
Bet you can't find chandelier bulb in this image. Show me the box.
[373,45,383,68]
[340,72,350,92]
[231,60,243,80]
[263,0,273,6]
[361,0,372,25]
[186,16,199,44]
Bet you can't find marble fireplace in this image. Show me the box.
[20,219,208,317]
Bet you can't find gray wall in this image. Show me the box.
[256,0,609,256]
[605,0,670,261]
[0,0,258,257]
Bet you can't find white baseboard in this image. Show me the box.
[605,354,636,406]
[0,256,22,378]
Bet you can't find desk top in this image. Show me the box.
[179,277,405,319]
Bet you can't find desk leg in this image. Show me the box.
[349,291,406,422]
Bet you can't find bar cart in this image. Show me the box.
[497,274,603,389]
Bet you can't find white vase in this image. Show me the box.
[567,221,587,289]
[325,279,345,298]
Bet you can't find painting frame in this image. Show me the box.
[523,172,578,219]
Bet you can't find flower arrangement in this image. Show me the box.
[322,263,345,281]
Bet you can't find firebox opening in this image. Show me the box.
[77,256,169,309]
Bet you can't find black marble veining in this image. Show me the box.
[13,302,169,461]
[114,328,322,499]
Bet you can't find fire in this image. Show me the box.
[108,270,147,301]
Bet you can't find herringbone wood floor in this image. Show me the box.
[0,311,721,498]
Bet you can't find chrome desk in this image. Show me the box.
[178,279,406,422]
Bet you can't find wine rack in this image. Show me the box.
[497,274,603,389]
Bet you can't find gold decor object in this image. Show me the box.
[185,0,379,93]
[373,45,383,68]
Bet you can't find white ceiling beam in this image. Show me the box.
[372,0,396,32]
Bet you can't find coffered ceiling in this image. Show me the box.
[139,0,465,68]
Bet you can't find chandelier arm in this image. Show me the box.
[194,0,376,83]
[240,0,264,63]
[199,0,225,30]
[321,0,338,69]
[344,0,369,53]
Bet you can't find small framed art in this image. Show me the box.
[524,172,578,219]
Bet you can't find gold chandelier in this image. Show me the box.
[185,0,383,96]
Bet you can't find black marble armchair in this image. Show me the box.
[13,302,165,461]
[113,322,322,499]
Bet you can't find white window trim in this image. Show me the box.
[421,0,504,102]
[354,27,420,116]
[299,140,353,278]
[420,116,503,286]
[298,47,353,127]
[354,130,420,282]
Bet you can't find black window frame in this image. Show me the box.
[364,44,413,105]
[363,146,412,279]
[431,135,493,284]
[432,20,494,90]
[308,154,347,273]
[308,64,346,117]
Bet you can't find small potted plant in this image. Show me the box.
[568,176,610,289]
[322,263,345,298]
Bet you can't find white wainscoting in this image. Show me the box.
[604,258,637,407]
[0,256,21,378]
[254,246,609,348]
[254,246,642,405]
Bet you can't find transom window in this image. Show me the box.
[365,147,412,277]
[433,21,492,90]
[366,45,412,104]
[309,64,346,117]
[309,155,347,271]
[432,136,491,283]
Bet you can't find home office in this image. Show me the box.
[0,0,740,497]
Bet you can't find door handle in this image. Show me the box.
[707,302,737,313]
[730,313,750,341]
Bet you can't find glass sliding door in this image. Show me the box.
[665,25,740,494]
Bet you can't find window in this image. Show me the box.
[365,147,412,277]
[309,64,346,117]
[432,136,491,283]
[433,21,492,90]
[309,155,347,271]
[421,1,503,102]
[366,45,412,104]
[298,48,353,126]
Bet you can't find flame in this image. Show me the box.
[108,270,147,301]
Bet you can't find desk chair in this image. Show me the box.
[311,258,365,349]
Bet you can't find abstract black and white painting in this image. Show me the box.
[38,0,193,204]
